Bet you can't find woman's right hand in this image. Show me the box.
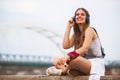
[52,57,66,66]
[67,17,75,28]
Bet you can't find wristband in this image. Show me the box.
[67,50,79,64]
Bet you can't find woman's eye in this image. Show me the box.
[76,13,86,16]
[81,13,85,16]
[76,13,79,16]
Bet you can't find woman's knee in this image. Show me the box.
[68,57,81,68]
[70,56,83,64]
[68,56,91,74]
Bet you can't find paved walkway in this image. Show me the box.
[0,75,120,80]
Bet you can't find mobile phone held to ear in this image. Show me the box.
[72,16,75,22]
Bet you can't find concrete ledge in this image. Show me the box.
[0,75,120,80]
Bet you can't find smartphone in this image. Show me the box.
[72,16,75,22]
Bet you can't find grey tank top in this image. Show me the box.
[83,38,103,59]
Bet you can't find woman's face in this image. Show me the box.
[75,9,87,24]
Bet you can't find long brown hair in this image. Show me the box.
[74,8,90,49]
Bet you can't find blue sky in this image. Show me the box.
[0,0,120,60]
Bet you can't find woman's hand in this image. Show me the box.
[67,17,75,28]
[53,55,69,66]
[57,57,66,65]
[57,55,70,65]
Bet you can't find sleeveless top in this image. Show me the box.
[83,38,103,59]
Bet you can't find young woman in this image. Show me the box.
[46,8,105,76]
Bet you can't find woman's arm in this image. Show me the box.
[75,27,94,55]
[62,18,75,49]
[58,28,94,65]
[62,29,74,49]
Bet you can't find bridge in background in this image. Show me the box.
[0,53,52,66]
[0,26,65,75]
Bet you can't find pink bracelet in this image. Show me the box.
[67,50,79,64]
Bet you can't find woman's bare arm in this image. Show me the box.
[75,27,94,55]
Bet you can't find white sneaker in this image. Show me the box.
[46,66,62,75]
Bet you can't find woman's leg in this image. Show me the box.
[68,56,91,75]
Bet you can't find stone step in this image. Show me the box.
[0,75,120,80]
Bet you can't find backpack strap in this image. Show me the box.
[91,27,105,58]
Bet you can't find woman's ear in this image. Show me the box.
[86,15,90,22]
